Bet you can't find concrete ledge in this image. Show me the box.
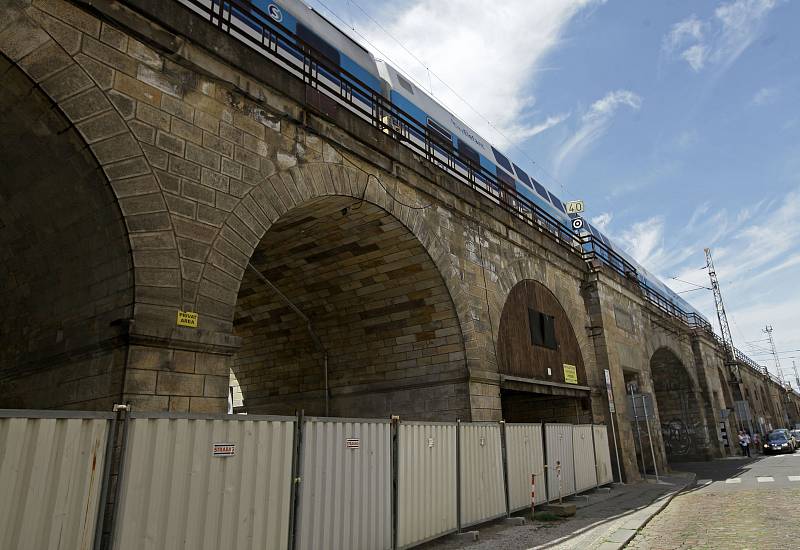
[504,516,526,526]
[454,531,479,542]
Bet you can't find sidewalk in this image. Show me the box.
[420,472,696,550]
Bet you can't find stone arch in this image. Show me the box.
[0,54,134,407]
[651,346,709,461]
[495,278,592,424]
[0,2,184,328]
[200,162,471,419]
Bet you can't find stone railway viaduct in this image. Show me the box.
[2,0,799,481]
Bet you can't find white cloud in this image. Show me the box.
[591,212,613,231]
[662,0,780,73]
[751,86,779,105]
[553,90,642,175]
[606,185,800,380]
[344,0,602,147]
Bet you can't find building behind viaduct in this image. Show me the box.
[1,0,799,481]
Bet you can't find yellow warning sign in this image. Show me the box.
[176,310,198,328]
[563,364,578,384]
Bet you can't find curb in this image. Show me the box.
[596,473,697,550]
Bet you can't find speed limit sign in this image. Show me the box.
[571,217,584,230]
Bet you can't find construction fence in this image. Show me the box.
[0,410,614,550]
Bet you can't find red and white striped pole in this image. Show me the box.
[530,473,536,518]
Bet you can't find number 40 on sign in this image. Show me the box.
[565,200,584,214]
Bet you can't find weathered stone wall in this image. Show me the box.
[3,0,799,484]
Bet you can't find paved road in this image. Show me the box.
[626,454,800,549]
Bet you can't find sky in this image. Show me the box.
[305,0,800,387]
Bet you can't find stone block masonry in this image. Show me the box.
[1,0,798,485]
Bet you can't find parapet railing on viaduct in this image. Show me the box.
[176,0,786,390]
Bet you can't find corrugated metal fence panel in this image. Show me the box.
[544,423,575,500]
[0,414,110,550]
[297,419,392,550]
[573,424,598,493]
[114,416,295,550]
[458,423,506,528]
[593,425,614,486]
[505,423,546,510]
[396,422,457,549]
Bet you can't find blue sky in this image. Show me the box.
[306,0,800,385]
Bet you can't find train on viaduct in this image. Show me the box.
[1,0,798,482]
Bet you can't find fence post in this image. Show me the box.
[391,415,400,550]
[106,404,131,550]
[92,410,119,550]
[288,410,304,550]
[455,419,462,532]
[499,420,510,518]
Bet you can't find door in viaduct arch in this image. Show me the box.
[496,280,590,423]
[229,195,469,420]
[0,56,133,409]
[651,347,709,462]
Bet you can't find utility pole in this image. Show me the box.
[793,360,800,393]
[763,325,785,386]
[704,248,738,378]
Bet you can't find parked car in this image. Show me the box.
[763,431,795,455]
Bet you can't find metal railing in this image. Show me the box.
[179,0,768,371]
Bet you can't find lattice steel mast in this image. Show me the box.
[763,325,786,386]
[704,248,735,365]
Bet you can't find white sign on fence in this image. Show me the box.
[346,438,360,449]
[212,443,236,457]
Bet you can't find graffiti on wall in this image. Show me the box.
[661,417,710,457]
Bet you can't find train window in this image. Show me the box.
[528,308,557,350]
[531,178,549,199]
[427,117,451,146]
[396,73,415,94]
[497,168,515,187]
[512,163,531,187]
[548,191,566,213]
[457,140,480,166]
[296,23,340,66]
[491,146,513,172]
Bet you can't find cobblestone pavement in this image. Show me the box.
[626,487,800,549]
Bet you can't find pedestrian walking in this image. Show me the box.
[753,433,762,454]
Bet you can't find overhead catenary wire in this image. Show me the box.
[308,0,573,198]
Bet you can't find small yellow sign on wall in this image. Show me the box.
[563,364,578,384]
[177,310,199,328]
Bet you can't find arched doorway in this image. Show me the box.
[495,279,589,423]
[651,347,709,461]
[0,56,133,409]
[230,195,468,419]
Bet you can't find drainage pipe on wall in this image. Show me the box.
[247,263,330,415]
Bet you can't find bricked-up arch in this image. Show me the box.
[229,195,469,419]
[651,347,709,461]
[0,55,133,408]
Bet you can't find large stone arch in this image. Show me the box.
[193,162,471,419]
[650,346,710,461]
[0,53,134,408]
[494,277,592,423]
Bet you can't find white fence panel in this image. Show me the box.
[593,425,614,485]
[296,418,392,550]
[573,424,598,493]
[459,422,506,528]
[505,423,547,510]
[114,414,295,550]
[0,412,112,550]
[397,422,457,549]
[544,423,576,500]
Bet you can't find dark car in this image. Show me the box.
[763,432,795,455]
[772,429,796,450]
